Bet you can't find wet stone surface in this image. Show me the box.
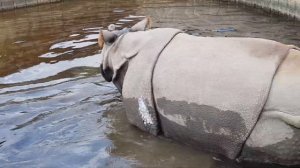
[0,0,299,167]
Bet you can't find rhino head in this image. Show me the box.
[98,17,151,91]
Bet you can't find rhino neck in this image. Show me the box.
[104,31,149,87]
[112,61,128,93]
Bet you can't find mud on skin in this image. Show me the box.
[155,98,247,158]
[122,98,160,135]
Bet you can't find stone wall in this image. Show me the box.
[1,0,300,20]
[231,0,300,19]
[0,0,62,11]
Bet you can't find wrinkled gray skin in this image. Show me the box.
[98,18,300,166]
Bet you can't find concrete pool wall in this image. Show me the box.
[0,0,300,20]
[231,0,300,19]
[0,0,62,11]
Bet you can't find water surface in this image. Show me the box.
[0,0,299,167]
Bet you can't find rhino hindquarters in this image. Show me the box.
[240,48,300,166]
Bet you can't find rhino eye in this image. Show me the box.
[107,35,117,44]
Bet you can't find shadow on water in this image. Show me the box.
[0,0,299,167]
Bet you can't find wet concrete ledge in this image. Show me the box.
[230,0,300,19]
[0,0,62,11]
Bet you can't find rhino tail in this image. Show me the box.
[287,45,300,51]
[263,110,300,128]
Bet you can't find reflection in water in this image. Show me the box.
[0,0,299,167]
[0,54,101,84]
[106,104,217,168]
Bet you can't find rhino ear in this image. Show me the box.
[130,17,151,32]
[98,30,118,49]
[98,30,105,49]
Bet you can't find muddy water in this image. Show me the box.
[0,0,299,167]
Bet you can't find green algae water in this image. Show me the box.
[0,0,299,167]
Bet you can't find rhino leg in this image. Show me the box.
[239,111,300,166]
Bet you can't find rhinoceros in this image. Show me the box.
[98,17,300,166]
